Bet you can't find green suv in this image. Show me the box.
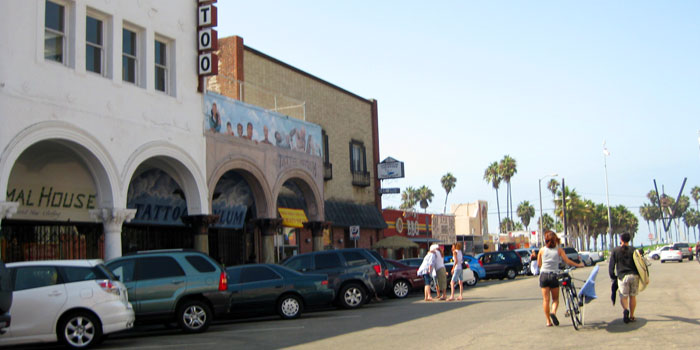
[106,249,230,333]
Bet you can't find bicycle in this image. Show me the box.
[558,268,584,330]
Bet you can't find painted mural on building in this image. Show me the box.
[204,92,323,157]
[382,209,432,238]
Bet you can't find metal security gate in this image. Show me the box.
[208,228,246,266]
[0,220,104,263]
[121,224,193,255]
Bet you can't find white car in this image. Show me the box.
[0,260,134,349]
[578,252,594,266]
[660,249,683,263]
[580,251,603,264]
[649,245,673,260]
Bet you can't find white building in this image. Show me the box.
[0,0,209,261]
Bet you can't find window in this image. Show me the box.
[314,253,342,270]
[62,266,109,283]
[122,27,137,83]
[86,15,103,74]
[154,39,167,92]
[349,141,366,173]
[185,255,216,273]
[107,259,135,283]
[45,0,65,63]
[342,251,370,267]
[283,255,313,272]
[13,266,60,291]
[136,257,184,280]
[240,266,281,283]
[322,130,330,165]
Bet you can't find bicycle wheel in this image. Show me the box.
[568,286,583,327]
[562,286,579,330]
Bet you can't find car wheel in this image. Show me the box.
[678,259,682,263]
[429,279,437,293]
[57,311,102,349]
[506,268,517,280]
[690,255,694,261]
[339,283,365,309]
[651,254,659,260]
[466,275,478,287]
[177,300,211,333]
[278,294,303,319]
[661,260,665,263]
[393,280,411,299]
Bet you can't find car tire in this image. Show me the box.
[177,299,211,333]
[339,283,365,309]
[651,254,660,260]
[277,294,303,319]
[57,311,102,349]
[661,260,665,263]
[465,275,478,287]
[506,268,517,280]
[392,280,411,299]
[690,255,694,261]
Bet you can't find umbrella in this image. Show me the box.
[372,235,419,249]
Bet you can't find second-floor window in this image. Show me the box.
[350,141,366,173]
[44,0,65,63]
[122,28,137,83]
[86,15,103,74]
[154,39,167,92]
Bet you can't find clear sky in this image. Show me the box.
[217,1,700,246]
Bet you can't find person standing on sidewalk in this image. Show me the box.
[609,233,640,323]
[447,243,464,301]
[417,248,437,301]
[538,231,584,327]
[431,244,448,300]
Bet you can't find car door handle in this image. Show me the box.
[48,291,63,297]
[171,280,184,285]
[274,285,282,289]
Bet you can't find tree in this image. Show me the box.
[499,218,515,233]
[541,213,554,231]
[400,186,418,210]
[547,179,560,224]
[441,173,457,214]
[417,185,434,213]
[517,201,535,231]
[483,162,502,232]
[499,155,517,229]
[691,186,700,210]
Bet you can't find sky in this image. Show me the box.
[216,1,700,246]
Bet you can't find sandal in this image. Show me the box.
[550,314,559,326]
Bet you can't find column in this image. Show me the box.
[0,202,19,260]
[181,214,220,254]
[304,221,329,252]
[256,218,281,263]
[90,208,137,261]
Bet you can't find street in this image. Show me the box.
[11,259,700,350]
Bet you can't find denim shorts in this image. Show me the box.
[451,269,463,282]
[422,274,432,285]
[539,272,559,289]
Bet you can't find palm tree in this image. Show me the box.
[483,162,502,232]
[499,218,515,233]
[400,186,418,210]
[499,155,517,228]
[417,185,434,213]
[547,179,560,224]
[541,213,554,231]
[690,186,700,210]
[639,204,653,240]
[517,201,535,232]
[440,173,457,214]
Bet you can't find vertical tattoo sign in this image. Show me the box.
[198,0,218,92]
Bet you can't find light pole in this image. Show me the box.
[603,142,613,251]
[538,173,558,247]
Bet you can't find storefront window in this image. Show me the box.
[275,227,299,263]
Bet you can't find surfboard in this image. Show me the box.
[633,249,650,292]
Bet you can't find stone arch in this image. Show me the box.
[0,121,120,208]
[122,141,208,215]
[208,156,272,219]
[273,168,324,222]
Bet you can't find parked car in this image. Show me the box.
[106,249,230,333]
[384,259,424,298]
[225,264,333,319]
[660,248,683,263]
[0,260,134,349]
[579,251,603,264]
[671,242,693,260]
[562,247,581,264]
[475,251,523,280]
[649,245,672,260]
[443,261,476,287]
[514,249,532,275]
[281,248,387,309]
[578,252,594,266]
[0,260,11,335]
[463,255,486,284]
[398,258,422,267]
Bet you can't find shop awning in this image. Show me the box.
[278,208,308,228]
[324,201,388,229]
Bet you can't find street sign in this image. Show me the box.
[377,157,405,179]
[349,225,360,240]
[380,187,400,194]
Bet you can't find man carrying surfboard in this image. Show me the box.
[608,233,640,324]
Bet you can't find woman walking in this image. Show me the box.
[538,231,583,327]
[447,243,464,301]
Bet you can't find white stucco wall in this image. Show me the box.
[0,0,209,214]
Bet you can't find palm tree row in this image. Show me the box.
[483,155,517,233]
[399,173,458,214]
[639,186,700,243]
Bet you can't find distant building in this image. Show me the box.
[451,201,489,255]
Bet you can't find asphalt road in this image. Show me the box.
[10,258,700,349]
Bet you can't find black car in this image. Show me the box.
[0,261,11,334]
[225,264,334,319]
[475,251,523,280]
[281,248,388,309]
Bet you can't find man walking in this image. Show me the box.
[609,233,640,323]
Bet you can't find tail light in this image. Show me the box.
[562,281,568,286]
[321,280,328,286]
[218,271,228,291]
[97,280,120,296]
[372,264,382,276]
[465,263,470,269]
[479,260,483,267]
[384,269,389,278]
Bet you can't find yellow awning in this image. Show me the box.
[278,208,308,228]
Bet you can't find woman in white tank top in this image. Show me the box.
[537,231,584,327]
